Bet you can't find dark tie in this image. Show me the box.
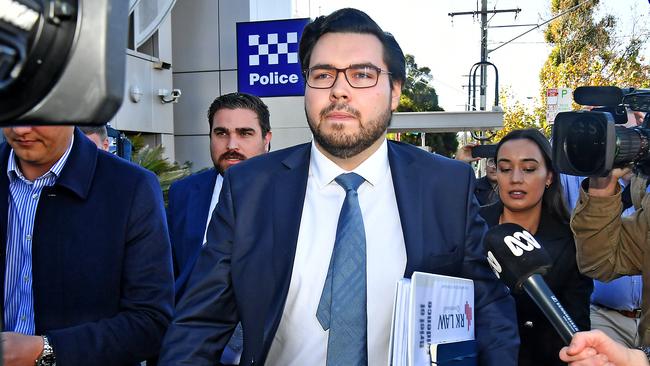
[316,172,368,366]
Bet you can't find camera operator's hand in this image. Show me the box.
[587,167,632,197]
[455,144,481,163]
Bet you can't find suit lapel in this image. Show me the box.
[262,144,311,352]
[388,142,425,277]
[188,170,217,244]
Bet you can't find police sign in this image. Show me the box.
[237,18,309,97]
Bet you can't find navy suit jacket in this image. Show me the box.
[167,168,219,279]
[0,128,174,365]
[159,141,519,365]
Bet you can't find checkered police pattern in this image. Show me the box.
[248,32,299,66]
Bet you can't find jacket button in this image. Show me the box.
[524,321,533,328]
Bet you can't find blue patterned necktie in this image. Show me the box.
[316,172,368,366]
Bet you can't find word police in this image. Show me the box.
[249,72,299,86]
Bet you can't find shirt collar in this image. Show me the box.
[7,134,75,183]
[309,138,389,189]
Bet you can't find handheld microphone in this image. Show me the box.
[484,223,580,344]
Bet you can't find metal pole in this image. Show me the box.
[480,0,488,112]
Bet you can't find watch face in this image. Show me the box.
[40,354,56,366]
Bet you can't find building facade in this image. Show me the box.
[112,0,311,171]
[112,1,502,170]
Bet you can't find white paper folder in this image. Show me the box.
[388,272,475,366]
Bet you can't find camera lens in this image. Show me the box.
[564,115,607,174]
[614,127,650,165]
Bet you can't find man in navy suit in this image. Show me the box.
[159,8,518,365]
[1,126,173,365]
[167,93,271,365]
[167,92,272,284]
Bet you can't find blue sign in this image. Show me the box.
[237,18,309,97]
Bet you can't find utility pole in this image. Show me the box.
[449,0,520,111]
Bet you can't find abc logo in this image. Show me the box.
[504,230,541,257]
[486,251,502,279]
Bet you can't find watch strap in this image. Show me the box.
[36,335,56,366]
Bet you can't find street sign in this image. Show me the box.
[546,88,572,122]
[236,18,309,97]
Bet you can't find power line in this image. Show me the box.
[432,78,467,96]
[449,1,520,111]
[488,0,592,54]
[488,41,548,45]
[488,23,538,28]
[448,8,521,18]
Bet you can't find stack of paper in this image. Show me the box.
[388,272,475,366]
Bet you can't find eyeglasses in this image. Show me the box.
[304,65,391,89]
[486,158,496,168]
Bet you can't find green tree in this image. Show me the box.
[495,88,545,141]
[393,54,458,157]
[130,134,191,204]
[398,55,444,113]
[540,0,650,115]
[496,0,650,140]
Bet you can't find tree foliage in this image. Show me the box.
[494,88,545,141]
[398,55,444,113]
[496,0,650,140]
[393,54,458,157]
[540,0,650,109]
[130,134,191,204]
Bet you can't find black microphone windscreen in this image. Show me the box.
[574,86,623,107]
[484,223,552,292]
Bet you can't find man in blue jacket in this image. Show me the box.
[160,8,517,365]
[167,92,271,365]
[168,92,272,284]
[1,126,173,365]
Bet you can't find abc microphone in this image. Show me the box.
[484,223,580,344]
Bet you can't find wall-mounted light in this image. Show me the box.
[129,85,143,103]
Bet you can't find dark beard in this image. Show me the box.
[307,102,392,159]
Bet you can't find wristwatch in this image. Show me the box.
[36,335,56,366]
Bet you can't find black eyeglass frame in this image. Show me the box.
[303,65,392,89]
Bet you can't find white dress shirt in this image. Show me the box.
[202,173,223,246]
[266,139,407,366]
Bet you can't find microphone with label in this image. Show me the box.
[484,223,580,344]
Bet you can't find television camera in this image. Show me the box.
[0,0,127,125]
[552,86,650,176]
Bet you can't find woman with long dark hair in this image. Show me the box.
[480,128,592,365]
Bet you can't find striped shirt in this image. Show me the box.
[3,136,74,334]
